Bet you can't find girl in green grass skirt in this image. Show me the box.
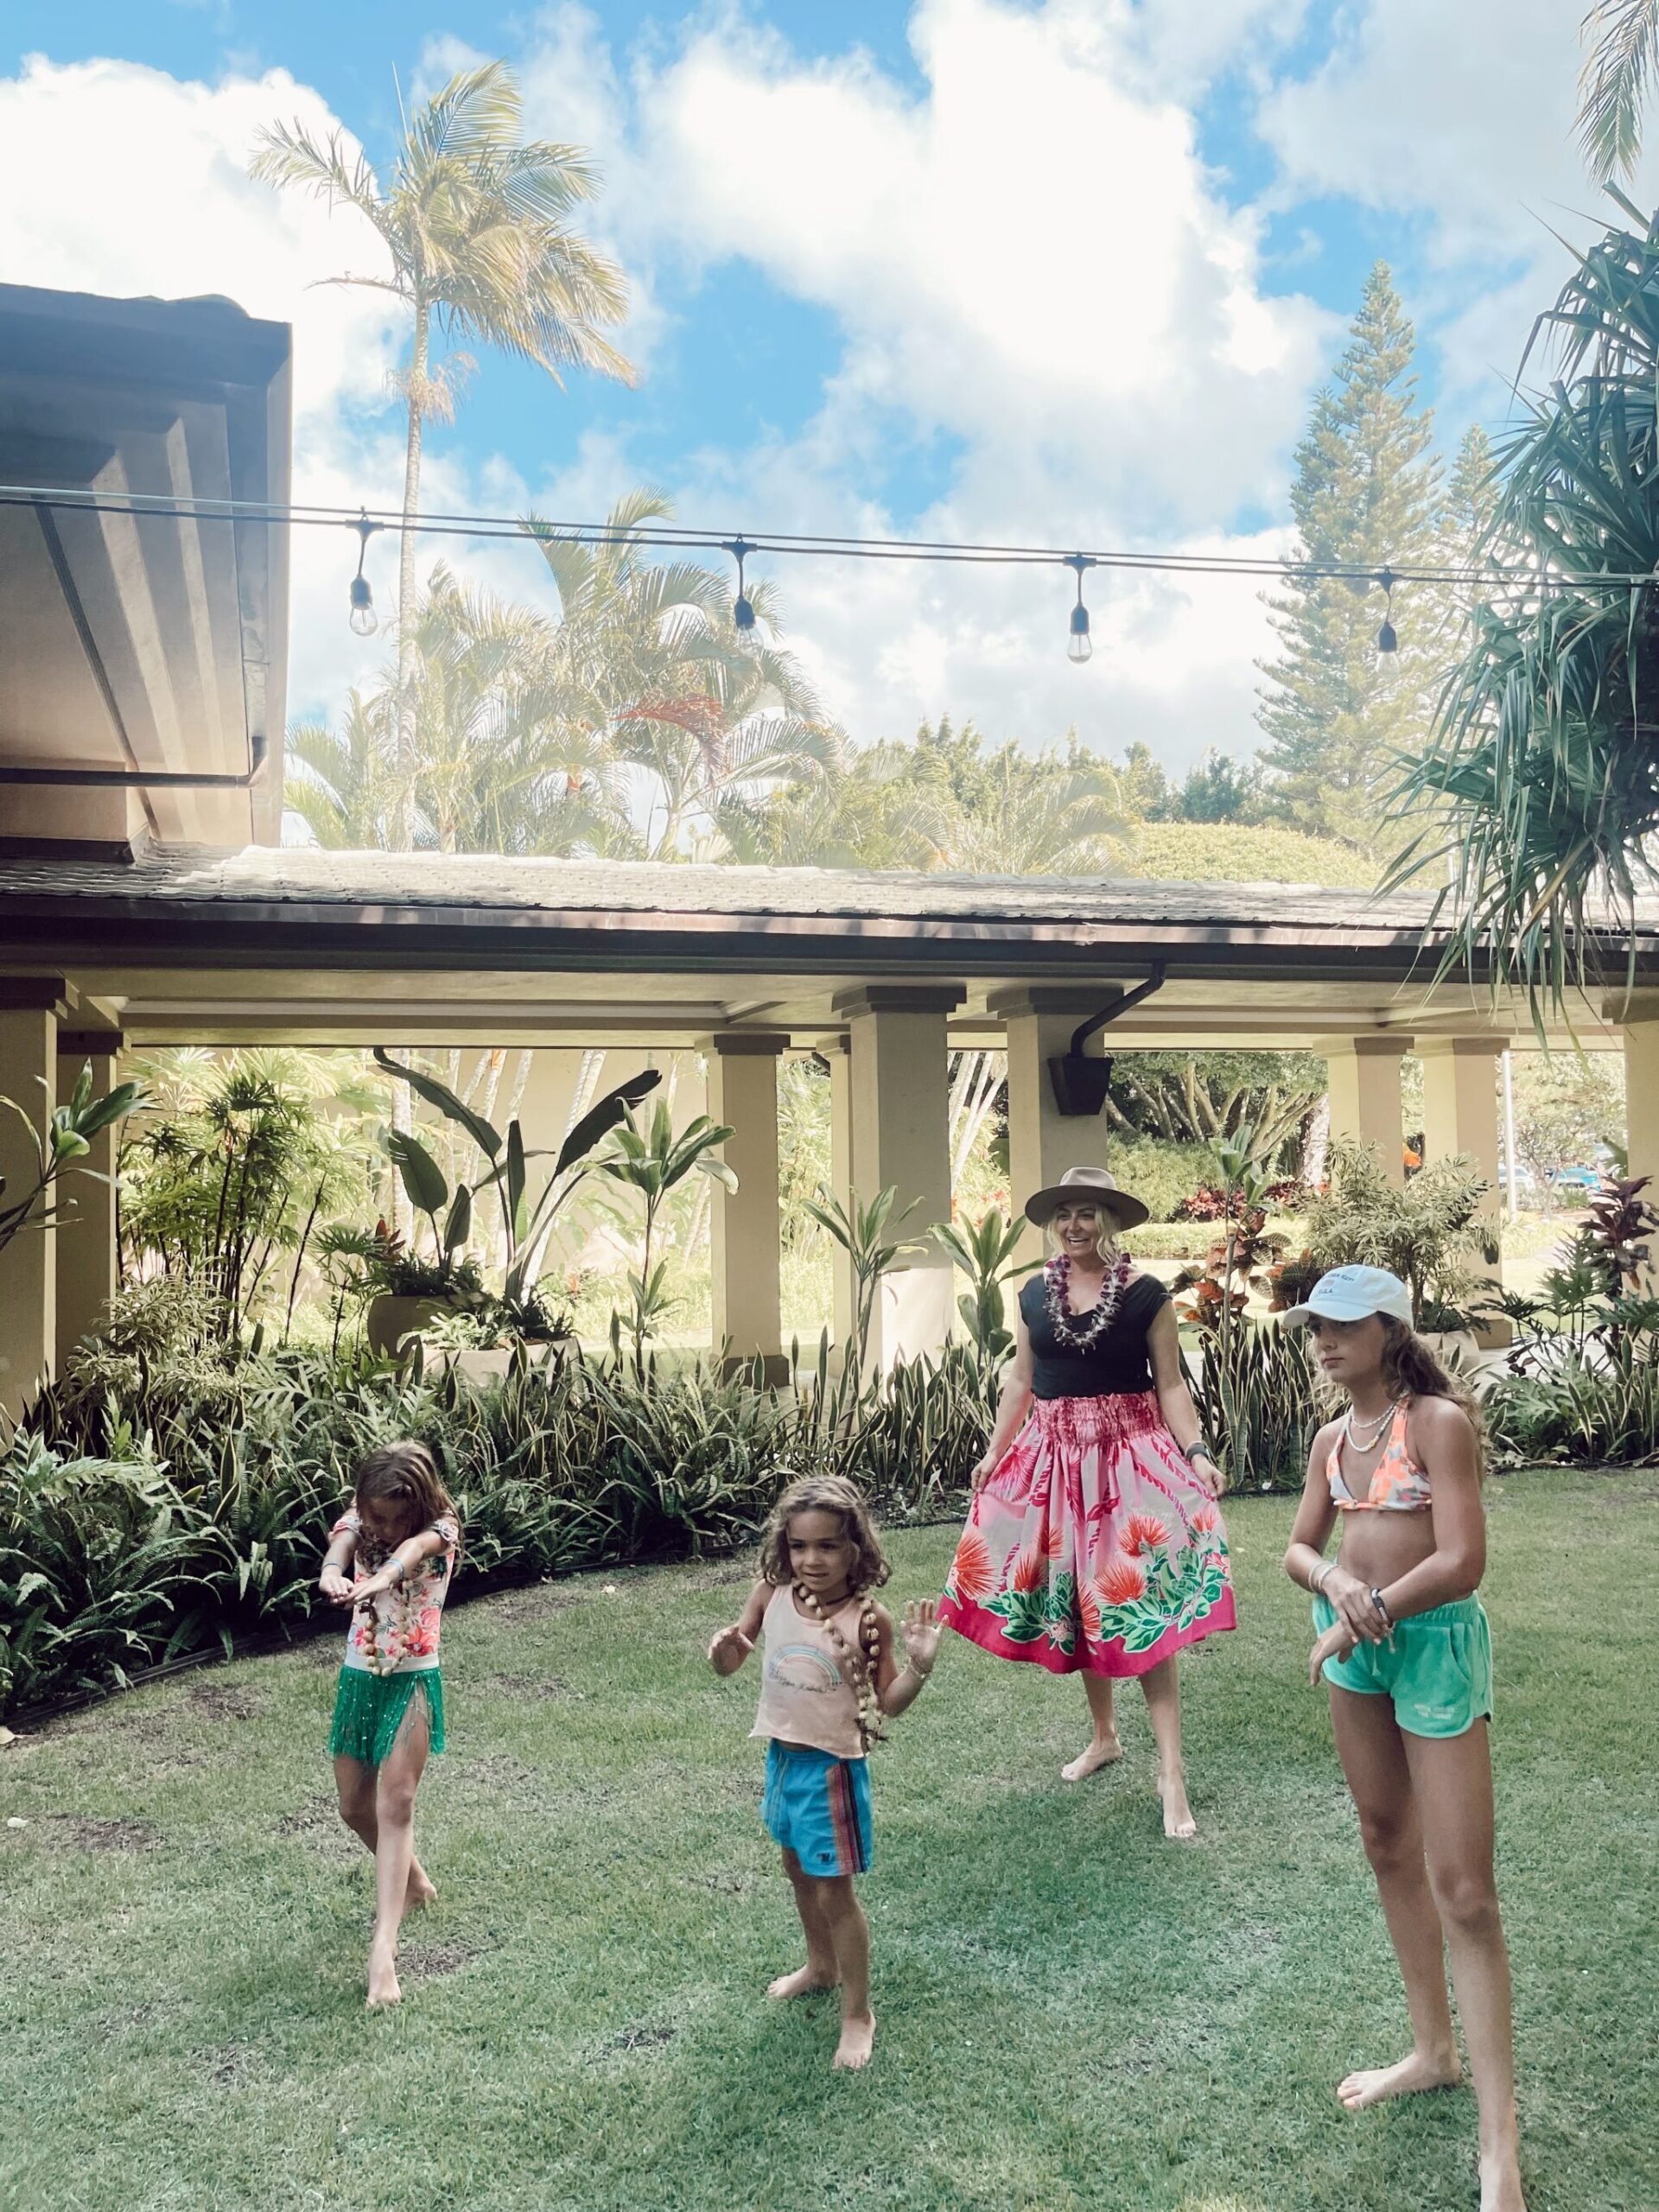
[320,1440,461,2010]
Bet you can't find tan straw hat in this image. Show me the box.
[1023,1165,1149,1233]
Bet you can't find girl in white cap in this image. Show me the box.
[1281,1265,1526,2212]
[938,1166,1234,1839]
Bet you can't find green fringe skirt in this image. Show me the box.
[328,1666,446,1767]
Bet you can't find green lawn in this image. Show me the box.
[3,1475,1654,2212]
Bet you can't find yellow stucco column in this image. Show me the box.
[1624,1013,1659,1193]
[55,1028,124,1369]
[706,1033,787,1383]
[990,984,1122,1266]
[1325,1035,1413,1185]
[1419,1036,1507,1341]
[0,989,62,1418]
[826,1035,856,1357]
[832,985,963,1368]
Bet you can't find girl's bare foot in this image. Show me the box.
[405,1868,437,1910]
[1479,2142,1528,2212]
[1337,2048,1461,2109]
[1158,1769,1197,1839]
[1061,1734,1122,1783]
[365,1949,402,2010]
[833,2009,876,2069]
[766,1964,837,1999]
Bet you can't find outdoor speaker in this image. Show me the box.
[1048,1052,1114,1116]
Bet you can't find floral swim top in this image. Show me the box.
[332,1509,461,1676]
[1326,1405,1432,1514]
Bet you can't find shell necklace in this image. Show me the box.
[1045,1251,1132,1351]
[792,1581,885,1751]
[1342,1396,1404,1455]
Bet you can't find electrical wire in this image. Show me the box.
[0,480,1642,592]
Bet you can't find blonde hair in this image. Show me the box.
[758,1474,891,1751]
[1042,1205,1122,1265]
[1374,1318,1488,1478]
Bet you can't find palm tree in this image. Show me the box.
[1578,2,1659,184]
[528,491,839,856]
[934,746,1127,877]
[284,690,399,848]
[251,61,635,846]
[1387,198,1659,1027]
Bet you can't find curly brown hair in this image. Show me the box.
[758,1475,892,1752]
[353,1440,459,1541]
[757,1473,891,1592]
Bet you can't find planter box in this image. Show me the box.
[365,1294,452,1360]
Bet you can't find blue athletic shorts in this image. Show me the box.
[761,1739,873,1877]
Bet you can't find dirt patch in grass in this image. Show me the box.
[675,1560,751,1592]
[200,2043,260,2088]
[476,1583,582,1625]
[187,1682,267,1722]
[402,1936,489,1980]
[600,2019,676,2055]
[484,1671,582,1700]
[56,1816,162,1852]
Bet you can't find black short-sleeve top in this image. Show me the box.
[1019,1268,1169,1400]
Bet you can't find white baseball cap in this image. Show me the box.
[1280,1264,1414,1330]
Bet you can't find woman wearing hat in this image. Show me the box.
[1281,1266,1525,2212]
[938,1166,1235,1838]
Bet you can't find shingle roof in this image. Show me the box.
[0,843,1422,931]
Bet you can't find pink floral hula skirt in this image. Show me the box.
[940,1391,1236,1677]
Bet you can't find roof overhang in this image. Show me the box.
[0,283,291,860]
[0,849,1646,1052]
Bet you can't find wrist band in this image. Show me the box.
[1310,1560,1332,1595]
[1370,1586,1391,1624]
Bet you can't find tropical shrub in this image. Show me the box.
[1302,1139,1495,1326]
[1181,1321,1321,1494]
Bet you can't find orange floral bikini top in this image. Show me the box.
[1326,1404,1433,1513]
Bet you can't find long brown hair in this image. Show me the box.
[758,1474,891,1751]
[353,1440,459,1541]
[1378,1320,1488,1478]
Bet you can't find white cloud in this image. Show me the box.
[1258,0,1659,400]
[504,0,1336,766]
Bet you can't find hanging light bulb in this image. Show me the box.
[348,512,381,638]
[1065,553,1096,664]
[727,537,757,636]
[1375,565,1398,653]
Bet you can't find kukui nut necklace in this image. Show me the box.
[793,1580,886,1751]
[1045,1250,1132,1351]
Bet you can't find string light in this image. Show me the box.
[1376,566,1398,653]
[348,512,382,637]
[1,480,1636,604]
[1064,553,1095,665]
[726,537,756,634]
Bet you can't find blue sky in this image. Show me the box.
[0,2,1637,769]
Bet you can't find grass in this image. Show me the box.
[2,1475,1655,2212]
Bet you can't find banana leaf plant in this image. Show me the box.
[933,1206,1039,1382]
[0,1062,146,1258]
[373,1047,660,1313]
[593,1097,736,1366]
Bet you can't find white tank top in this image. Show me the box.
[749,1584,868,1760]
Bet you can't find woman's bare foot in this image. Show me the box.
[365,1946,402,2009]
[405,1867,437,1910]
[1061,1734,1123,1783]
[1479,2142,1528,2212]
[1337,2047,1461,2110]
[766,1963,837,1999]
[1158,1769,1198,1839]
[833,2009,876,2069]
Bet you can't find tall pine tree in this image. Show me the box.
[1257,264,1441,849]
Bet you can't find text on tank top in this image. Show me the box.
[750,1583,869,1761]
